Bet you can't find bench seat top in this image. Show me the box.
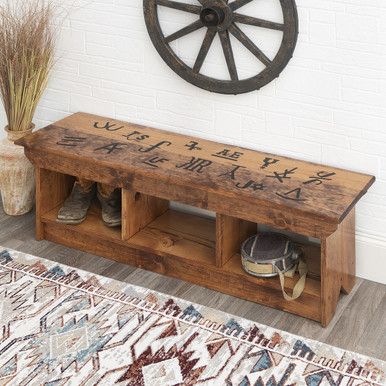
[17,112,375,236]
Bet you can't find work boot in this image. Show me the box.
[97,188,121,227]
[57,182,95,224]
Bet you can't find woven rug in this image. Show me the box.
[0,248,385,386]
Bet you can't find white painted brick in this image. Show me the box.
[157,91,213,119]
[241,115,266,135]
[336,13,378,43]
[310,22,335,46]
[357,214,386,236]
[54,59,79,75]
[277,68,340,99]
[86,43,117,59]
[342,88,383,107]
[137,107,214,134]
[350,138,386,157]
[260,96,333,122]
[114,103,138,121]
[215,110,242,140]
[295,126,349,148]
[309,9,335,23]
[35,107,69,123]
[333,111,386,132]
[86,32,116,46]
[266,112,293,137]
[322,145,379,174]
[366,180,386,197]
[93,87,155,109]
[381,158,386,171]
[356,202,386,219]
[243,130,321,159]
[79,63,142,83]
[58,29,86,54]
[342,76,380,92]
[69,94,115,116]
[48,76,92,96]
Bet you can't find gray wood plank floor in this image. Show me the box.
[1,204,385,361]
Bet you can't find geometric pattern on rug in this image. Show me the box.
[0,248,385,385]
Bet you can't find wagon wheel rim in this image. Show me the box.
[144,0,298,94]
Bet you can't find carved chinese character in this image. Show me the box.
[267,167,298,183]
[176,157,212,173]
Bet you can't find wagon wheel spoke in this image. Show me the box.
[229,0,254,11]
[233,13,285,31]
[156,0,201,14]
[218,30,238,80]
[193,28,217,73]
[165,20,204,43]
[229,23,272,67]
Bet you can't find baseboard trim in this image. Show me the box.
[356,232,386,285]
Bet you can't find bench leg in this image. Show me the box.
[321,225,343,327]
[340,209,356,294]
[35,168,74,240]
[320,209,356,326]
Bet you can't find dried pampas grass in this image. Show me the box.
[0,0,55,132]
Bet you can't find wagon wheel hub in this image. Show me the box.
[144,0,299,94]
[200,7,224,27]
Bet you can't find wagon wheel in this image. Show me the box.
[143,0,298,94]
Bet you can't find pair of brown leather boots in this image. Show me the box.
[57,179,121,227]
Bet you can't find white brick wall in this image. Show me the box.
[1,0,386,283]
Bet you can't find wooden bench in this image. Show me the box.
[17,112,375,326]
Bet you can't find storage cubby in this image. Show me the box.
[36,170,324,323]
[125,204,217,267]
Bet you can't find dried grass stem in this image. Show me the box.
[0,0,55,132]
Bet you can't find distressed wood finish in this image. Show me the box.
[321,226,343,326]
[122,191,169,239]
[17,113,374,238]
[16,112,375,325]
[35,168,74,240]
[320,210,358,326]
[216,214,256,267]
[341,209,356,294]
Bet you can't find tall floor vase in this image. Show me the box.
[0,126,35,215]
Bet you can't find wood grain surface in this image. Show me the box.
[17,112,375,238]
